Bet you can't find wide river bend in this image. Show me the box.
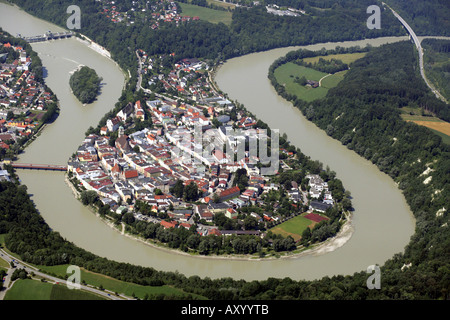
[0,3,414,281]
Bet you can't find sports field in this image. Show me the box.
[270,215,314,242]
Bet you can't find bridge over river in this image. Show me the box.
[19,31,73,43]
[12,163,67,171]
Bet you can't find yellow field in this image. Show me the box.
[302,52,367,65]
[409,120,450,136]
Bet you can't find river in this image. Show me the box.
[0,2,415,281]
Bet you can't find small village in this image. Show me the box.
[67,49,337,242]
[0,39,56,158]
[99,0,199,29]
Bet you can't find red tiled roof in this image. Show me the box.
[124,169,138,179]
[220,186,240,198]
[160,220,177,229]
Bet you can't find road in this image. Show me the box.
[0,248,133,300]
[383,2,447,103]
[136,50,143,90]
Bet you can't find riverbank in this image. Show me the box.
[3,0,415,279]
[74,35,130,88]
[64,171,354,262]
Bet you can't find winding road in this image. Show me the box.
[383,2,447,102]
[0,248,133,300]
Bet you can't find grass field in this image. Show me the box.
[179,3,233,25]
[302,52,367,65]
[274,52,368,102]
[270,215,313,242]
[37,264,204,300]
[4,279,105,300]
[0,256,9,269]
[321,70,347,89]
[206,0,236,10]
[274,62,329,102]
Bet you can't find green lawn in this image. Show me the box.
[321,70,347,89]
[179,3,233,25]
[270,215,313,241]
[206,0,236,10]
[274,62,329,102]
[428,128,450,145]
[4,279,105,300]
[37,264,205,300]
[0,256,9,269]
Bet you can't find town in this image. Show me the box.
[0,34,57,159]
[66,49,340,253]
[99,0,199,29]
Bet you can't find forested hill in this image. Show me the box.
[385,0,450,36]
[270,40,449,299]
[9,0,404,75]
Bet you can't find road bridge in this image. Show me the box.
[11,163,67,171]
[19,31,73,43]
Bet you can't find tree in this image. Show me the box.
[183,182,199,202]
[6,111,14,121]
[243,215,259,230]
[301,227,311,245]
[122,212,135,225]
[212,193,220,203]
[80,190,98,206]
[170,180,184,199]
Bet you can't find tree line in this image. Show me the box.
[269,40,450,299]
[10,0,406,75]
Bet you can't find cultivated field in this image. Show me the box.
[412,120,450,136]
[401,107,450,144]
[302,52,367,65]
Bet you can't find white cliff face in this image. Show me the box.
[423,176,432,185]
[436,207,446,217]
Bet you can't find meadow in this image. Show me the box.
[273,62,329,102]
[179,2,233,25]
[302,52,367,65]
[4,279,105,300]
[37,264,205,300]
[273,52,368,102]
